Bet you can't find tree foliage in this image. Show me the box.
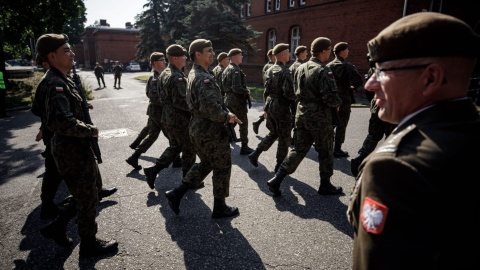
[135,0,260,60]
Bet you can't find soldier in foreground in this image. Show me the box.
[165,39,241,219]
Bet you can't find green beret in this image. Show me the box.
[217,52,228,62]
[273,43,289,55]
[227,48,242,57]
[166,44,187,57]
[311,37,331,53]
[267,49,273,56]
[36,33,69,59]
[368,12,480,63]
[188,39,212,57]
[150,52,165,63]
[333,42,348,54]
[294,45,307,55]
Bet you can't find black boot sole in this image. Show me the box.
[126,159,142,170]
[165,191,180,215]
[211,207,239,219]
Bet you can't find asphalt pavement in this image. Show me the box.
[0,69,371,269]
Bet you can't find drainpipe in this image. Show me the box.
[403,0,408,17]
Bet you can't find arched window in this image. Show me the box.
[268,29,277,51]
[275,0,281,11]
[266,0,272,13]
[291,26,301,58]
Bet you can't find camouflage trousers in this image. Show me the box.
[41,143,63,204]
[52,136,100,240]
[258,106,292,164]
[281,125,335,180]
[226,102,249,145]
[357,111,396,155]
[137,114,163,153]
[334,100,352,144]
[184,118,232,198]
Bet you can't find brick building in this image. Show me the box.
[74,20,140,71]
[240,0,479,84]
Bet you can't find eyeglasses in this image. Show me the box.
[374,63,431,82]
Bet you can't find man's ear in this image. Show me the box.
[423,64,444,96]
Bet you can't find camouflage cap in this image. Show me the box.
[217,52,228,62]
[227,48,242,57]
[166,44,187,57]
[368,12,480,63]
[273,43,289,55]
[36,33,69,59]
[311,37,331,53]
[188,39,212,56]
[333,42,348,54]
[150,52,165,63]
[294,45,307,55]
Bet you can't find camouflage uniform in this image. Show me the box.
[136,71,164,153]
[222,63,250,146]
[257,62,295,166]
[184,63,231,197]
[113,64,122,87]
[327,56,363,149]
[212,64,226,96]
[42,67,100,240]
[155,64,195,175]
[281,58,341,180]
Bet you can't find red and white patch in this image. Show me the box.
[55,87,64,92]
[204,79,211,84]
[361,197,388,234]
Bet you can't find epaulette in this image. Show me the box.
[375,124,414,154]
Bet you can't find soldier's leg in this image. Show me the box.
[40,147,63,219]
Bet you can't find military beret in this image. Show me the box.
[273,43,289,55]
[267,49,273,56]
[217,52,228,62]
[227,48,242,57]
[188,39,212,56]
[36,33,69,59]
[333,42,348,54]
[166,44,187,57]
[311,37,331,53]
[150,52,165,63]
[368,12,480,63]
[294,45,307,55]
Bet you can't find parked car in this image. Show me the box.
[126,61,141,72]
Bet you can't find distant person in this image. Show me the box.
[327,42,364,158]
[347,12,480,269]
[252,49,276,134]
[165,39,241,219]
[221,48,254,155]
[34,33,118,257]
[266,37,343,197]
[113,62,123,88]
[288,45,309,145]
[212,52,229,96]
[94,62,106,88]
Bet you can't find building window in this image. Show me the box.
[266,0,272,13]
[299,0,306,6]
[275,0,281,11]
[291,26,300,58]
[247,3,251,17]
[290,0,295,8]
[268,30,277,51]
[240,5,244,18]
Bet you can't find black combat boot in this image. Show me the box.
[172,155,182,168]
[40,201,76,248]
[165,183,190,215]
[144,163,164,189]
[79,237,119,258]
[318,178,343,195]
[274,163,281,173]
[252,116,264,134]
[333,142,349,158]
[211,197,239,219]
[98,187,118,201]
[267,168,288,197]
[350,152,368,177]
[126,150,142,170]
[248,148,263,167]
[240,144,254,155]
[129,137,143,150]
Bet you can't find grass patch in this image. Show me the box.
[5,71,94,109]
[247,84,264,102]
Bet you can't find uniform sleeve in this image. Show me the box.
[170,73,189,112]
[320,67,342,108]
[196,79,228,123]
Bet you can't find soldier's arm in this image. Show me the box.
[197,79,229,123]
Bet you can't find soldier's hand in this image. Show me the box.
[87,102,93,109]
[227,113,243,125]
[35,130,42,142]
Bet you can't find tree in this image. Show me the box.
[1,0,86,89]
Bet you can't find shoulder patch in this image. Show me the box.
[177,77,184,82]
[55,87,64,92]
[361,197,388,234]
[203,79,211,84]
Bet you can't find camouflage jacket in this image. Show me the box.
[212,64,225,93]
[221,63,249,107]
[31,72,54,144]
[159,64,190,125]
[327,56,363,99]
[146,71,163,115]
[294,57,341,126]
[263,62,295,111]
[41,67,97,138]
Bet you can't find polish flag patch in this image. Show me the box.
[361,197,388,234]
[55,87,64,92]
